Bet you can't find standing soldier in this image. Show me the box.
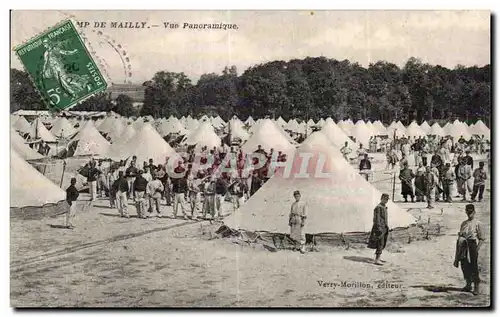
[441,163,456,203]
[457,157,473,201]
[187,172,203,219]
[425,166,437,209]
[202,174,217,220]
[65,178,79,229]
[399,163,415,203]
[146,175,164,218]
[215,174,229,218]
[471,162,487,202]
[112,171,129,218]
[133,170,149,219]
[453,204,485,295]
[359,153,372,181]
[107,166,118,208]
[340,141,352,162]
[368,193,390,265]
[163,156,172,206]
[125,161,139,200]
[172,172,189,220]
[289,190,307,254]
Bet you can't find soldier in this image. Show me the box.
[425,166,437,209]
[289,190,307,254]
[112,171,129,218]
[471,162,487,202]
[368,193,390,265]
[340,141,352,161]
[146,175,164,218]
[133,170,149,219]
[187,172,203,219]
[202,174,217,220]
[399,163,415,203]
[454,204,485,295]
[441,163,456,203]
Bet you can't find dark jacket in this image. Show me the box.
[66,185,79,206]
[367,203,389,249]
[359,159,371,171]
[215,178,228,195]
[134,176,148,192]
[126,166,139,178]
[87,167,100,182]
[172,177,188,193]
[113,177,129,193]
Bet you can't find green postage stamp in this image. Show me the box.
[14,19,108,111]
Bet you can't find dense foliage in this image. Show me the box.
[11,57,491,125]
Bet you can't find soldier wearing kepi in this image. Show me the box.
[187,172,203,219]
[368,193,390,265]
[453,204,485,295]
[289,190,307,254]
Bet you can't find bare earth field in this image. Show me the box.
[11,157,491,307]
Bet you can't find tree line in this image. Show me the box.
[10,56,491,126]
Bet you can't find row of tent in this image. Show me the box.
[11,113,490,165]
[9,112,490,233]
[10,122,419,234]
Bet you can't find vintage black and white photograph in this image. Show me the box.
[9,10,491,307]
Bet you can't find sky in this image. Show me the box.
[10,10,491,84]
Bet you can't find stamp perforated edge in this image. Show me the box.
[12,18,111,114]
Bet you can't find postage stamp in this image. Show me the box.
[14,19,108,111]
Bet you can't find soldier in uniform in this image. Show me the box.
[368,193,390,265]
[289,190,307,254]
[187,172,203,219]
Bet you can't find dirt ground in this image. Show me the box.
[10,156,491,307]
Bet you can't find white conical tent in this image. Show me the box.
[224,131,416,234]
[386,122,405,138]
[227,119,250,142]
[97,115,119,134]
[158,118,187,136]
[199,115,210,123]
[211,116,226,128]
[317,118,326,127]
[419,121,431,134]
[430,122,445,136]
[11,149,66,208]
[13,116,32,134]
[245,116,256,126]
[107,123,176,164]
[104,119,125,142]
[68,120,110,156]
[29,119,56,142]
[50,117,77,138]
[186,118,200,131]
[11,129,44,160]
[443,122,453,135]
[284,119,300,132]
[276,117,287,127]
[365,121,376,135]
[373,120,388,135]
[352,120,373,147]
[320,118,355,148]
[470,120,490,139]
[242,119,296,155]
[448,121,472,140]
[184,122,222,150]
[113,124,136,146]
[406,121,425,138]
[133,117,144,130]
[338,119,354,136]
[307,119,316,127]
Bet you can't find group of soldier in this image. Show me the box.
[78,142,288,221]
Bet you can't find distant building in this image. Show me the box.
[107,83,145,102]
